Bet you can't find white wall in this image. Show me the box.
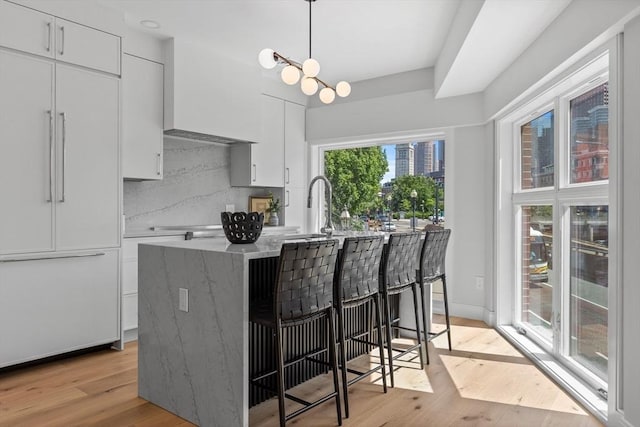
[484,0,640,120]
[445,125,490,320]
[307,89,484,144]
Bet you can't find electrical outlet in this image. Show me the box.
[225,204,235,212]
[179,288,189,312]
[475,276,484,290]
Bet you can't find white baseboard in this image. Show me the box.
[122,328,138,343]
[448,302,486,321]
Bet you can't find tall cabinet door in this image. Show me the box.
[284,102,306,187]
[55,65,119,250]
[253,95,284,187]
[0,50,54,254]
[284,101,307,228]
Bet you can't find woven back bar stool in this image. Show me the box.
[250,239,342,427]
[417,228,452,364]
[379,232,423,387]
[333,235,387,418]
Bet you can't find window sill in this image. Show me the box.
[497,325,607,424]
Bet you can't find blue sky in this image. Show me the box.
[381,144,395,183]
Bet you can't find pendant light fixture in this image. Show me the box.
[258,0,350,104]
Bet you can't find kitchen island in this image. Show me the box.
[137,232,419,427]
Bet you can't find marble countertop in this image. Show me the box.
[123,225,299,239]
[140,230,392,259]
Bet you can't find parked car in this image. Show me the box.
[381,222,396,232]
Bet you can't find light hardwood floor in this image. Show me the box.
[0,317,603,427]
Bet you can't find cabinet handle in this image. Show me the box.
[0,252,106,263]
[47,110,53,202]
[59,112,66,202]
[45,22,51,52]
[252,164,256,182]
[59,26,65,55]
[286,167,290,184]
[156,153,162,176]
[285,190,290,207]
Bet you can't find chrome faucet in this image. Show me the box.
[307,175,334,237]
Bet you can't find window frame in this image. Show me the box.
[495,43,617,415]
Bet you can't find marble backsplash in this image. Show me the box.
[123,138,280,230]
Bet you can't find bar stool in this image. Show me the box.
[379,232,423,387]
[333,235,387,418]
[250,239,342,427]
[417,228,452,364]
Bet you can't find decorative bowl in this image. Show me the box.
[221,211,264,244]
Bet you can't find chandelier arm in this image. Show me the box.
[313,76,333,90]
[272,51,302,68]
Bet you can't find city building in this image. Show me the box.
[395,143,414,177]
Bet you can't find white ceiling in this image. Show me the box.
[96,0,572,98]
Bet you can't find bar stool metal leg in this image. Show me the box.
[411,283,425,368]
[373,294,388,394]
[327,308,343,426]
[276,319,286,427]
[442,275,452,351]
[382,290,395,388]
[336,306,349,418]
[419,281,430,365]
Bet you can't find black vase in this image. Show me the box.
[221,211,264,244]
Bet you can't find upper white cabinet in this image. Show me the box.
[230,95,285,187]
[54,18,120,75]
[164,38,261,143]
[0,1,120,75]
[0,1,54,59]
[0,50,120,254]
[123,54,164,180]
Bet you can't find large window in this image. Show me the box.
[512,67,609,389]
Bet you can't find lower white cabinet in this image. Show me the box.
[122,235,184,341]
[0,250,119,368]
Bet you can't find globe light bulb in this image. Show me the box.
[302,58,320,77]
[336,81,351,97]
[319,87,335,104]
[258,48,277,69]
[301,77,319,95]
[281,65,300,85]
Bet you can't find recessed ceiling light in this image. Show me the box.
[140,20,160,29]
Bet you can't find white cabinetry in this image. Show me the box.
[55,64,120,250]
[284,102,307,228]
[0,1,54,59]
[0,1,120,75]
[0,250,119,368]
[122,236,184,341]
[0,2,121,367]
[164,38,260,142]
[230,95,285,187]
[123,54,164,180]
[0,51,54,254]
[0,51,120,254]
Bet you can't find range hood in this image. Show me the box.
[164,38,262,144]
[163,129,254,145]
